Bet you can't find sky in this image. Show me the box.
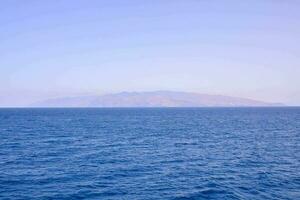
[0,0,300,106]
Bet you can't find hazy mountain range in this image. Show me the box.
[31,91,283,107]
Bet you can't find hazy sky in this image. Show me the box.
[1,0,300,106]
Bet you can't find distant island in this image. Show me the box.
[31,91,283,107]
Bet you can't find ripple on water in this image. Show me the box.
[0,108,299,199]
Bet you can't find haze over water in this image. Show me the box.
[1,0,300,106]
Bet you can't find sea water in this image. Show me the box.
[0,108,299,199]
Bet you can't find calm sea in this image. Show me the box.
[0,108,299,200]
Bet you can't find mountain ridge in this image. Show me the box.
[30,91,284,107]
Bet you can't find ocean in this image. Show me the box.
[0,108,299,199]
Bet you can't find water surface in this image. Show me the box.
[0,108,299,199]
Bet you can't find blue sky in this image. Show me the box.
[0,0,300,106]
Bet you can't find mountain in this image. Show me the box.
[31,91,283,107]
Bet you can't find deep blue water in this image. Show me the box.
[0,108,299,200]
